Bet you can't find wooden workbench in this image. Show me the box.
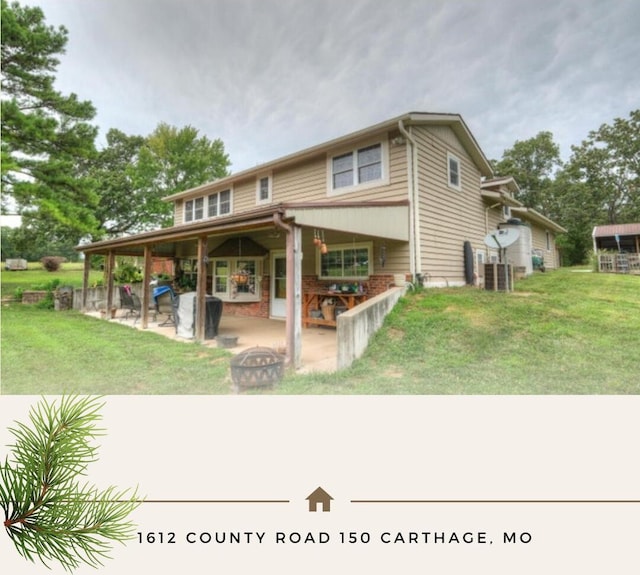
[302,290,368,328]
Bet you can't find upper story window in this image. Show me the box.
[317,242,372,279]
[256,175,272,204]
[208,189,232,218]
[329,141,387,195]
[183,189,232,223]
[503,205,512,219]
[447,152,461,191]
[184,197,204,223]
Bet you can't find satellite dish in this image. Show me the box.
[484,228,520,249]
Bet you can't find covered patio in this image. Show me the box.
[77,201,409,371]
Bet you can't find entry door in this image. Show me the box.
[270,251,287,318]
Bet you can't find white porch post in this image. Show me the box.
[195,235,208,342]
[288,224,302,369]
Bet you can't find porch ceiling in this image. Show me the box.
[284,202,409,241]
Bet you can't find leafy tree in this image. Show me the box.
[135,123,232,228]
[565,109,640,225]
[89,128,147,236]
[90,124,232,235]
[1,0,98,240]
[492,131,562,212]
[1,396,141,571]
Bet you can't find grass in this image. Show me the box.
[1,262,103,299]
[1,305,233,394]
[2,267,639,394]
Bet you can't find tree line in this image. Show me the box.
[2,0,639,265]
[492,112,639,265]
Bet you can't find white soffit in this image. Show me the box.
[285,205,409,241]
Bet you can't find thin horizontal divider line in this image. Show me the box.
[137,500,291,504]
[350,499,640,504]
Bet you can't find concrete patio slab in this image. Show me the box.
[86,310,338,373]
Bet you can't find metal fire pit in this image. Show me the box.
[230,347,285,390]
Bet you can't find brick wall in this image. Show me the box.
[221,274,400,318]
[21,290,49,304]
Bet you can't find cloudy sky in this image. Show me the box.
[21,0,640,172]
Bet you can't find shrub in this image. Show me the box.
[113,262,143,284]
[41,256,66,272]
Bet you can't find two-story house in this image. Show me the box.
[78,112,565,368]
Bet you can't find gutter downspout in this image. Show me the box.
[398,120,421,282]
[273,211,302,369]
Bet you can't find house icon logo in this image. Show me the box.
[306,486,333,512]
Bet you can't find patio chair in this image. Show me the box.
[119,285,156,324]
[119,285,137,320]
[155,288,176,326]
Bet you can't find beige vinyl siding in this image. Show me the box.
[486,208,506,233]
[272,156,327,203]
[171,131,410,225]
[174,200,184,226]
[413,126,487,284]
[531,226,558,269]
[272,132,408,204]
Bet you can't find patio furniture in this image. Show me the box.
[118,285,137,320]
[153,286,176,326]
[119,285,156,324]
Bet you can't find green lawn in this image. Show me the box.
[1,262,102,299]
[2,267,639,394]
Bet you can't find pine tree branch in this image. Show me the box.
[1,396,143,572]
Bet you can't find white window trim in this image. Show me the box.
[182,188,234,223]
[207,187,233,219]
[211,256,262,302]
[326,139,389,196]
[447,152,462,191]
[255,174,272,205]
[316,241,373,280]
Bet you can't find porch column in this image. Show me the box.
[286,224,302,369]
[141,245,153,329]
[82,255,91,311]
[105,250,115,314]
[195,235,208,342]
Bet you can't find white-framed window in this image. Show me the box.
[503,205,511,219]
[317,242,372,279]
[208,189,232,218]
[447,152,461,191]
[183,190,232,222]
[184,198,204,222]
[328,141,388,195]
[212,257,262,302]
[546,230,551,251]
[256,175,272,204]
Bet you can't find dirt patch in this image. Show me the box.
[387,327,404,341]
